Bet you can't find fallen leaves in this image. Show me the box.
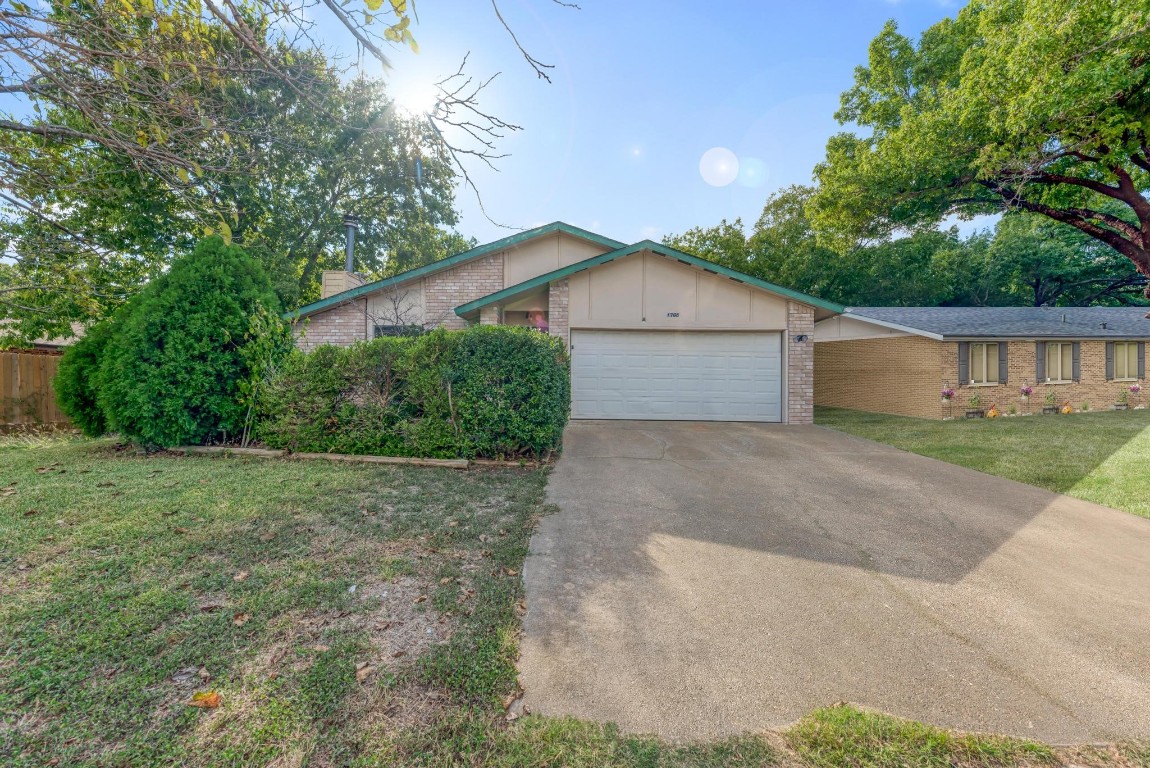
[258,531,275,542]
[233,570,250,582]
[232,612,250,627]
[1,485,16,498]
[355,662,375,683]
[188,691,221,709]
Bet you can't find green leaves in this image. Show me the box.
[810,0,1150,289]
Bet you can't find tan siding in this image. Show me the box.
[560,234,610,266]
[815,315,913,341]
[568,251,790,330]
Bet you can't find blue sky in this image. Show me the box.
[337,0,971,246]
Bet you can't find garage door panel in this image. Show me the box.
[571,331,782,422]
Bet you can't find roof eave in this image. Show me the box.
[455,240,846,318]
[288,222,626,320]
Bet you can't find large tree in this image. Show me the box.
[0,0,567,344]
[666,185,1146,308]
[810,0,1150,294]
[0,54,469,342]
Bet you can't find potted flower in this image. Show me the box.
[1131,383,1144,409]
[1019,384,1033,401]
[965,392,985,419]
[1115,388,1129,410]
[940,387,956,403]
[1042,389,1059,415]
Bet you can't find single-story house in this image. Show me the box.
[290,222,843,424]
[815,307,1150,419]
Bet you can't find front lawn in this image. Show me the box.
[816,406,1150,518]
[2,435,1145,766]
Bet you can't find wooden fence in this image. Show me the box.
[0,350,70,430]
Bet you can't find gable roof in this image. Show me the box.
[289,221,625,319]
[843,306,1150,339]
[454,240,846,318]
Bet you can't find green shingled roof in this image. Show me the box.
[287,222,625,319]
[454,240,845,318]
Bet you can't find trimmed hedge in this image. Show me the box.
[256,325,570,459]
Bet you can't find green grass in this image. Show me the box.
[787,705,1053,768]
[816,406,1150,518]
[0,435,1139,766]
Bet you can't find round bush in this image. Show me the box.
[97,237,280,447]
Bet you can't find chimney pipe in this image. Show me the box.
[343,213,360,273]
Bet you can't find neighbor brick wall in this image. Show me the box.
[423,253,505,330]
[294,299,369,351]
[548,279,570,349]
[943,340,1147,415]
[815,337,1148,420]
[786,302,815,424]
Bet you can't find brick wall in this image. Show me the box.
[294,299,369,351]
[816,337,1147,419]
[423,252,505,330]
[548,279,570,349]
[815,336,947,419]
[786,302,815,424]
[944,340,1146,416]
[479,305,502,325]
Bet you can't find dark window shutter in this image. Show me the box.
[1072,342,1081,382]
[1106,342,1115,380]
[1139,342,1146,380]
[958,342,970,385]
[998,343,1008,384]
[1036,342,1046,382]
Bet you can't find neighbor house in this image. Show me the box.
[290,222,843,424]
[815,307,1150,419]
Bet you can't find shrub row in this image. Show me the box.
[255,325,570,460]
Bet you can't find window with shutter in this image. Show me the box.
[1114,342,1139,380]
[1044,342,1074,383]
[968,342,1000,384]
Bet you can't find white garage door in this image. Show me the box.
[571,330,782,422]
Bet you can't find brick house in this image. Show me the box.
[814,307,1150,419]
[290,222,843,424]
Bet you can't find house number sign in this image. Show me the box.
[666,312,680,317]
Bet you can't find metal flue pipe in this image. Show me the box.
[343,213,360,272]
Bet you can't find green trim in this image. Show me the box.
[454,240,846,318]
[286,222,625,319]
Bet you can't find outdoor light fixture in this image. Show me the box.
[793,334,809,343]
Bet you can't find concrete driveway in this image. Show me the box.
[518,420,1150,743]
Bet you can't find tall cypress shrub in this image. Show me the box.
[97,237,281,447]
[54,316,119,437]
